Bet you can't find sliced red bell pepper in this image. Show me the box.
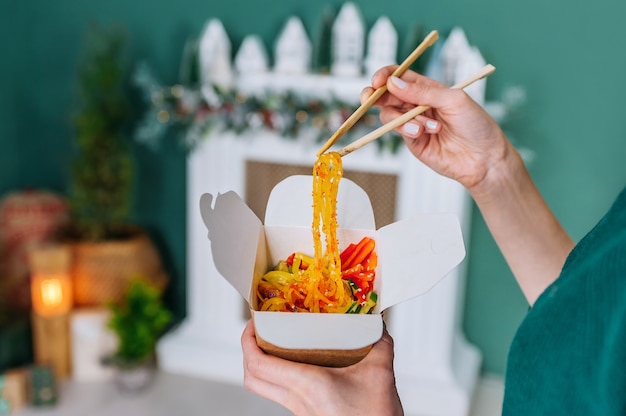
[363,251,378,271]
[349,238,375,269]
[342,237,374,270]
[340,243,357,266]
[285,252,312,270]
[342,263,363,276]
[343,270,375,303]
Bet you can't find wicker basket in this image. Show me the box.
[71,228,168,307]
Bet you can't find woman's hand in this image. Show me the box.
[363,66,574,304]
[362,66,512,195]
[241,320,404,416]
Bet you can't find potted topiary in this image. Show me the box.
[70,23,132,243]
[68,24,167,306]
[106,278,172,394]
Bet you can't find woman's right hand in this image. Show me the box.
[363,66,575,305]
[362,66,515,195]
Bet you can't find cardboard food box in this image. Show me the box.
[200,175,465,367]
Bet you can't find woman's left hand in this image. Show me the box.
[241,319,404,416]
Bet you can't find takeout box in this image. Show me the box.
[199,175,465,367]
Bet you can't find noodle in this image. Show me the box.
[257,152,377,313]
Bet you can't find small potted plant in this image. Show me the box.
[106,278,172,394]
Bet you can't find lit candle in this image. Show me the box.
[28,244,73,380]
[41,279,62,305]
[29,246,72,317]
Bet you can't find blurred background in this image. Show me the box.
[1,0,625,408]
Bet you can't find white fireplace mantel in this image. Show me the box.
[157,72,481,416]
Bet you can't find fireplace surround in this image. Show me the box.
[158,122,481,414]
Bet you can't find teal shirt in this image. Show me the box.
[503,186,626,415]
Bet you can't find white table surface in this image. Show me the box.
[12,371,504,416]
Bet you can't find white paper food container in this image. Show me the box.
[200,175,465,367]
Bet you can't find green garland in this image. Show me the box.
[132,62,403,153]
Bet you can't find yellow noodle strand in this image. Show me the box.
[258,152,356,313]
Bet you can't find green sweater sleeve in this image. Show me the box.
[503,186,626,415]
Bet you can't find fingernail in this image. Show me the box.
[390,76,407,89]
[426,120,439,130]
[403,122,420,135]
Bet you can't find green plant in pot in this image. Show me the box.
[71,23,133,242]
[68,24,168,306]
[107,278,172,393]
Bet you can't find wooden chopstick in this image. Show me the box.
[316,30,439,157]
[336,64,497,157]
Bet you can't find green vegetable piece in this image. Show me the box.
[360,291,378,314]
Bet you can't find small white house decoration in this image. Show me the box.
[198,19,234,90]
[364,16,398,78]
[439,27,488,105]
[234,35,269,75]
[331,2,365,77]
[274,16,311,74]
[439,27,470,86]
[456,45,487,105]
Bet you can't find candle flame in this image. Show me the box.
[40,278,63,307]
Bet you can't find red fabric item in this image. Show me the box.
[0,190,70,311]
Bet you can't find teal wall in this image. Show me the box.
[2,1,625,376]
